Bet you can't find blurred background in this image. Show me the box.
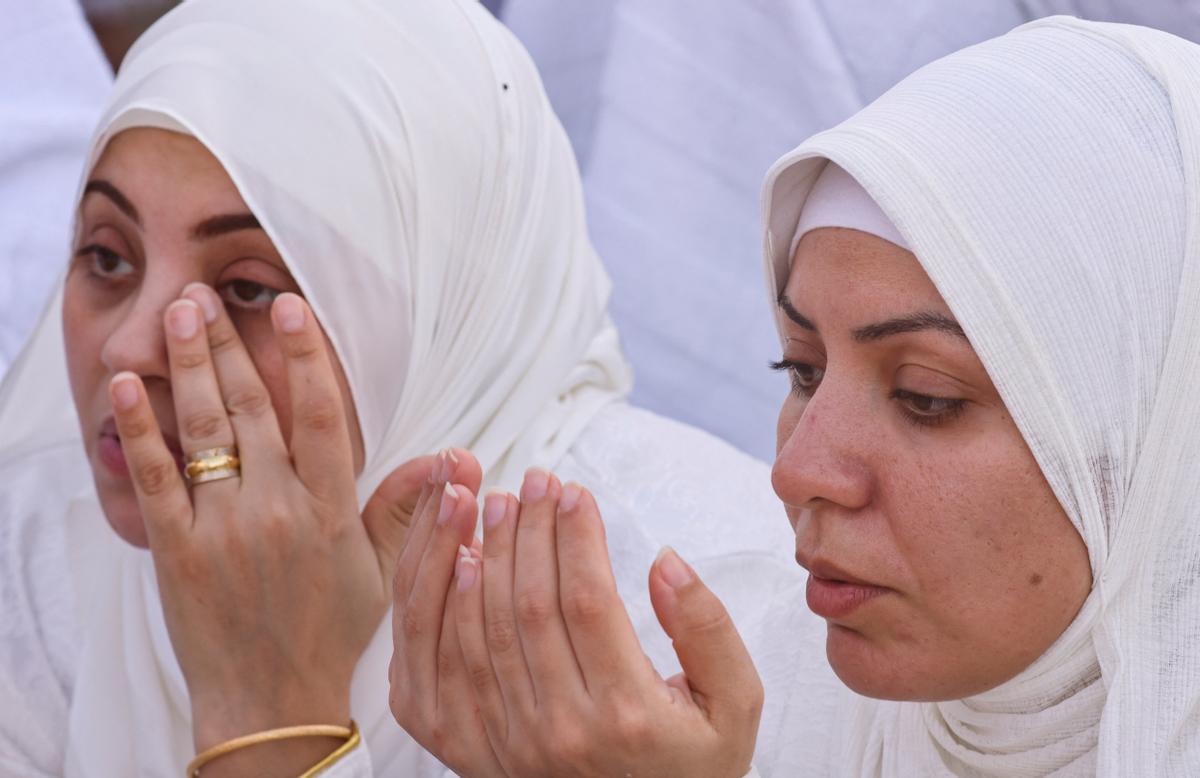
[7,0,1200,461]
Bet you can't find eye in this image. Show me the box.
[217,279,281,311]
[78,244,135,279]
[892,389,968,428]
[769,359,825,398]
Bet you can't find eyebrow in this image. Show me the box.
[82,179,262,240]
[776,292,968,343]
[190,213,262,240]
[83,180,141,226]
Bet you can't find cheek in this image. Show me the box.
[62,277,110,412]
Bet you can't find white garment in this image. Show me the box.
[501,0,1034,460]
[0,0,110,380]
[763,16,1200,775]
[0,0,811,775]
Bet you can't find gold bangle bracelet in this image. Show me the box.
[299,720,362,777]
[185,720,357,777]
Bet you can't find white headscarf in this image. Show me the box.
[0,0,630,773]
[763,16,1199,776]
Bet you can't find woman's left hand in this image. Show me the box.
[110,285,481,772]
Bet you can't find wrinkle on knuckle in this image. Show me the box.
[174,351,209,371]
[295,397,342,434]
[206,325,240,355]
[224,388,271,419]
[685,603,732,639]
[401,606,426,642]
[283,338,324,362]
[466,659,494,693]
[486,609,518,654]
[514,589,556,631]
[561,586,609,629]
[136,459,178,497]
[436,646,458,679]
[181,410,226,441]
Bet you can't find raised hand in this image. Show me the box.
[389,463,764,778]
[388,448,508,777]
[109,283,469,775]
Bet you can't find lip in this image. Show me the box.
[796,554,892,620]
[96,415,185,480]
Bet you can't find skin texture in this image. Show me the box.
[60,128,471,775]
[772,227,1093,701]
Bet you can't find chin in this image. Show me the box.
[95,482,151,548]
[825,624,945,702]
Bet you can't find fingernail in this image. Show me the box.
[446,449,459,481]
[110,373,139,411]
[521,468,549,502]
[274,293,305,333]
[483,490,507,528]
[456,551,478,593]
[656,546,693,590]
[166,301,199,339]
[559,482,582,513]
[437,481,458,525]
[183,283,220,323]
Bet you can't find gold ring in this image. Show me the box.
[184,446,241,485]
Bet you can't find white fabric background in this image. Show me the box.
[0,0,110,378]
[501,0,1200,460]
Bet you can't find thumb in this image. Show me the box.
[648,547,765,728]
[363,447,484,580]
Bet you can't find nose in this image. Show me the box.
[99,284,175,382]
[771,380,873,513]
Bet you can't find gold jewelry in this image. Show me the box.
[184,446,241,485]
[185,720,358,777]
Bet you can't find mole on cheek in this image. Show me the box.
[1028,572,1044,587]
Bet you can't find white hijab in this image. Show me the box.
[0,0,630,773]
[764,16,1199,776]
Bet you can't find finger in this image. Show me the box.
[648,547,764,728]
[180,284,286,473]
[392,450,458,601]
[479,490,536,715]
[269,292,353,502]
[364,448,473,583]
[512,469,586,705]
[109,372,192,546]
[163,299,237,462]
[401,482,479,706]
[555,483,656,694]
[456,512,510,746]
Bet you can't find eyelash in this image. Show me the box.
[769,359,968,428]
[75,244,281,312]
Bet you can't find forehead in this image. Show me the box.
[785,227,951,322]
[87,128,250,220]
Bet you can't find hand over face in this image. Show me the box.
[390,464,764,778]
[109,284,477,753]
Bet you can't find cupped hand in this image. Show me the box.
[390,463,764,778]
[109,283,481,772]
[388,447,508,777]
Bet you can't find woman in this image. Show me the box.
[0,0,803,775]
[390,16,1200,776]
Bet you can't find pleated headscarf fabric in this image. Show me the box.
[763,17,1199,775]
[0,0,630,773]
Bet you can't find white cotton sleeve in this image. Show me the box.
[313,736,374,777]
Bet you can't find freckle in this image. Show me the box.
[1028,572,1044,586]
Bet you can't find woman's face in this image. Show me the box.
[772,228,1091,701]
[64,128,365,548]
